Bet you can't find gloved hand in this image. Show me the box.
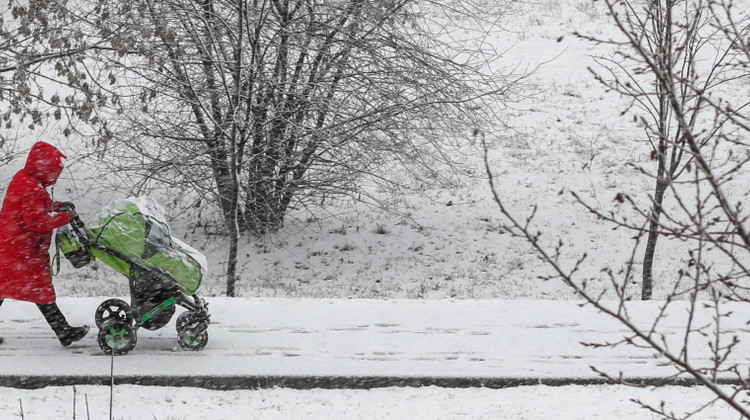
[55,201,76,216]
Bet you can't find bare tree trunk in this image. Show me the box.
[642,177,669,300]
[226,0,246,297]
[226,199,240,297]
[642,8,672,299]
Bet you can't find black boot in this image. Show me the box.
[0,337,4,345]
[57,325,89,347]
[38,303,90,347]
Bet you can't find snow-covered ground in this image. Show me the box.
[1,384,741,420]
[2,297,749,419]
[3,0,750,419]
[2,297,750,418]
[6,297,743,379]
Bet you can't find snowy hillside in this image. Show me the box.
[2,1,747,303]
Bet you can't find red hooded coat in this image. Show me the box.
[0,142,71,304]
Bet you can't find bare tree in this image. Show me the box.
[578,0,750,300]
[76,0,517,295]
[0,0,122,143]
[485,0,750,417]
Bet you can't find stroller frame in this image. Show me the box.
[66,214,210,355]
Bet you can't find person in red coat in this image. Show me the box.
[0,141,89,346]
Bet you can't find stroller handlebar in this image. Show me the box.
[68,215,89,244]
[72,215,84,228]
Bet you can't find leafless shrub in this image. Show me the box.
[483,1,750,417]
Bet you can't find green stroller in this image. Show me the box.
[56,197,210,355]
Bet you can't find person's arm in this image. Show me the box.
[20,194,71,232]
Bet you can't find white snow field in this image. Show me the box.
[0,384,741,420]
[1,298,750,419]
[3,298,750,380]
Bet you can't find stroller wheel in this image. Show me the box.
[176,311,208,351]
[95,299,133,329]
[97,320,137,355]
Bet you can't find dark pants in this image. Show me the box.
[0,298,71,335]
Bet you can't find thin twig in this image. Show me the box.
[110,350,115,420]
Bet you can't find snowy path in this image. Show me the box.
[1,298,749,388]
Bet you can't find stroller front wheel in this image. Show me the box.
[98,320,138,355]
[95,298,133,329]
[176,311,208,351]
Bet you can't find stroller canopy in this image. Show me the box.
[83,197,208,294]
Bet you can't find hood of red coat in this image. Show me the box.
[24,141,66,187]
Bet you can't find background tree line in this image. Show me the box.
[1,0,514,295]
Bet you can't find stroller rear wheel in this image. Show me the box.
[176,311,208,351]
[95,299,133,329]
[98,319,137,355]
